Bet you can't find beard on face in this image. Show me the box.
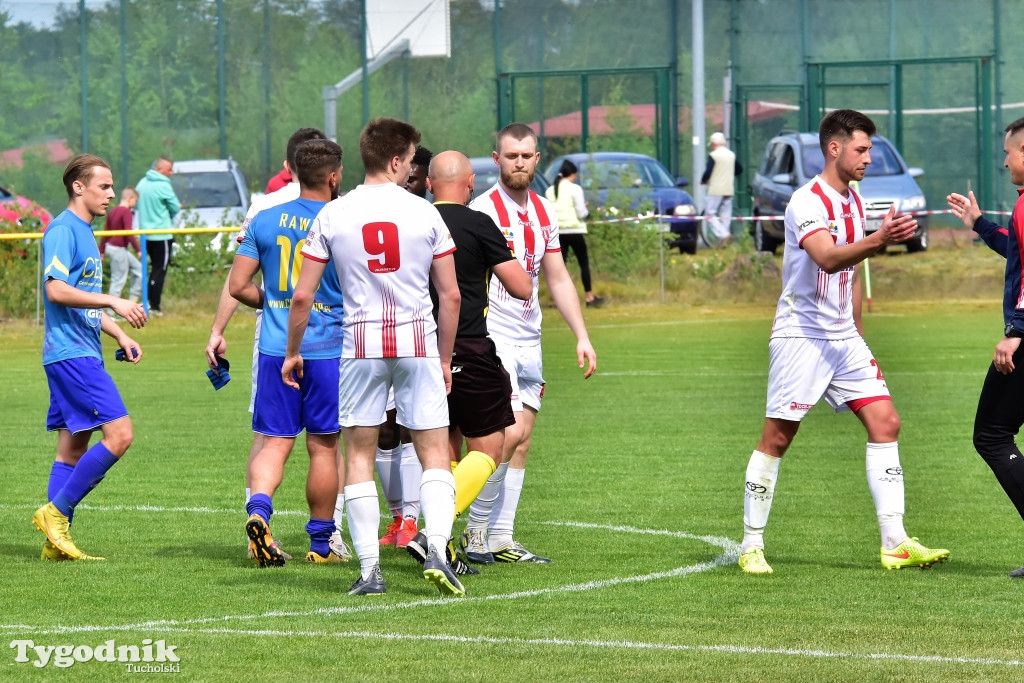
[501,166,533,191]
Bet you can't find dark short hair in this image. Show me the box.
[818,109,876,155]
[359,118,421,175]
[411,145,433,168]
[495,122,538,153]
[293,139,343,188]
[1006,117,1024,138]
[286,127,326,173]
[63,154,111,199]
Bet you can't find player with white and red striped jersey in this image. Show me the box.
[739,109,949,576]
[474,181,559,345]
[462,123,597,565]
[284,117,465,598]
[772,176,866,339]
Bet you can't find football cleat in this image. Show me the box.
[378,516,403,546]
[32,503,98,561]
[41,540,72,562]
[880,537,950,570]
[491,540,551,564]
[406,531,428,564]
[329,531,351,561]
[305,550,343,564]
[396,517,419,549]
[1009,565,1024,578]
[738,547,773,575]
[348,565,387,596]
[245,514,286,568]
[247,538,293,562]
[461,528,495,565]
[406,533,478,575]
[423,548,466,597]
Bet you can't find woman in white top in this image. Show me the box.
[545,159,602,307]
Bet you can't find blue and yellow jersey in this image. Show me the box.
[41,209,104,365]
[237,197,343,359]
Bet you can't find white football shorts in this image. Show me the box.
[492,339,544,413]
[765,336,891,421]
[248,310,263,414]
[338,357,449,430]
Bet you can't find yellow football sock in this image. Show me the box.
[451,460,459,473]
[453,450,497,518]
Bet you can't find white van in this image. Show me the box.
[170,158,250,249]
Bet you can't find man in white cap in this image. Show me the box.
[700,132,742,247]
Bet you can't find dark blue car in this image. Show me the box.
[544,152,699,254]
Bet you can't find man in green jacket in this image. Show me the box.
[135,156,180,315]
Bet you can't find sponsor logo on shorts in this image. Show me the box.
[789,401,814,412]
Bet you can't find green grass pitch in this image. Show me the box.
[2,300,1023,681]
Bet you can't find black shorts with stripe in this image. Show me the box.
[448,336,516,438]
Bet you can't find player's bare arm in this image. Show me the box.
[227,254,264,310]
[430,253,461,394]
[541,251,597,378]
[44,278,147,329]
[100,312,143,363]
[802,205,916,274]
[492,259,532,300]
[946,190,982,228]
[206,278,241,369]
[282,255,327,389]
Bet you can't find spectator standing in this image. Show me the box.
[135,156,180,315]
[100,187,142,303]
[545,159,602,307]
[701,132,742,247]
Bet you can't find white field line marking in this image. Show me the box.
[123,627,1024,668]
[1,503,306,517]
[0,524,736,636]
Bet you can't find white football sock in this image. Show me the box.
[468,461,508,530]
[245,487,251,503]
[344,480,381,578]
[866,441,907,549]
[374,446,402,515]
[420,468,456,556]
[489,467,525,550]
[742,450,781,554]
[400,442,422,521]
[333,493,345,533]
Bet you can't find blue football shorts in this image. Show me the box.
[44,357,128,434]
[253,353,340,437]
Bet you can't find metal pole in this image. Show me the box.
[218,0,226,158]
[361,0,370,126]
[80,0,88,153]
[994,0,1004,208]
[691,0,706,212]
[263,0,271,177]
[120,0,128,183]
[494,0,502,132]
[669,0,679,177]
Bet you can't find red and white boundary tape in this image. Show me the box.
[587,207,1011,227]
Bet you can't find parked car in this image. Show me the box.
[0,182,51,230]
[169,158,249,247]
[469,156,550,199]
[543,152,698,254]
[750,131,928,253]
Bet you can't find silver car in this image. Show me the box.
[750,132,928,253]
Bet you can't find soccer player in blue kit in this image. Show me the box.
[227,139,346,566]
[32,154,148,561]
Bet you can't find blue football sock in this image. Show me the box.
[246,493,273,524]
[305,517,335,557]
[51,443,118,517]
[47,461,75,525]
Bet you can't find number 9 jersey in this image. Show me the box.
[301,183,456,359]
